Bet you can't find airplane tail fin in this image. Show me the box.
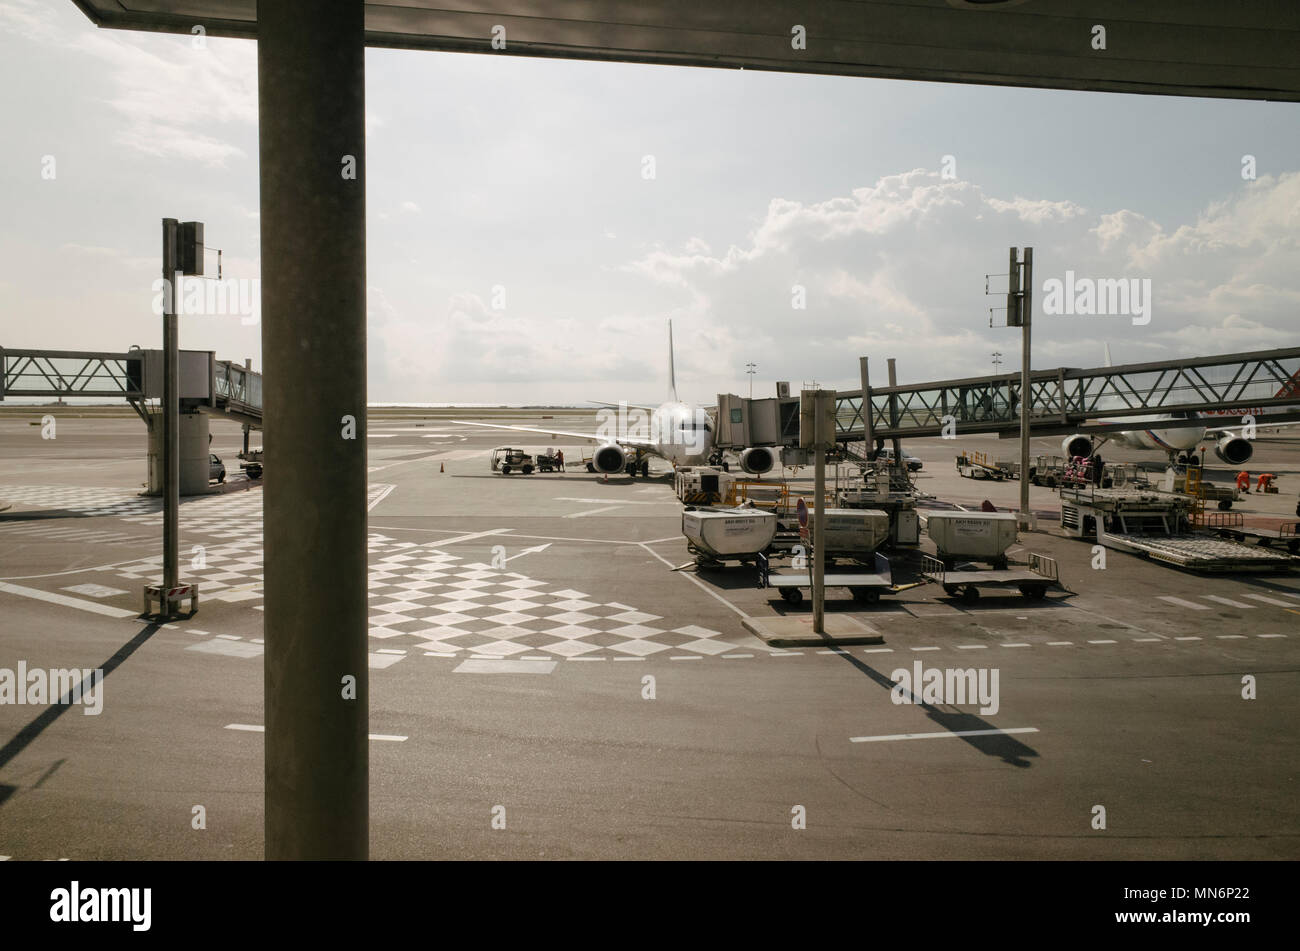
[667,319,678,403]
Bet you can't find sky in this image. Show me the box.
[1,0,1298,406]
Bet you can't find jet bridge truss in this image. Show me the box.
[837,347,1300,442]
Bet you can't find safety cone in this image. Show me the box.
[603,473,608,483]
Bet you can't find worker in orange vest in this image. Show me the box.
[1257,472,1275,492]
[1235,471,1251,493]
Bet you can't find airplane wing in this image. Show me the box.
[1204,420,1300,436]
[449,419,657,447]
[587,399,659,411]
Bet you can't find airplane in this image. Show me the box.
[1059,346,1300,467]
[450,321,779,477]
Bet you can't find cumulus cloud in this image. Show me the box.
[617,168,1300,389]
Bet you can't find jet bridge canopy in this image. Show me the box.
[70,0,1300,103]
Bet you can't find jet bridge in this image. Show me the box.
[1,346,263,428]
[2,346,264,493]
[833,347,1300,443]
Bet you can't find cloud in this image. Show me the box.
[618,168,1300,388]
[3,0,256,166]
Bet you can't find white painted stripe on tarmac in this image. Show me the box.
[225,724,408,740]
[1244,594,1297,607]
[911,646,940,652]
[956,645,987,650]
[429,528,513,547]
[862,648,893,653]
[563,506,622,519]
[1217,634,1247,639]
[454,658,557,673]
[851,727,1039,744]
[1258,633,1286,638]
[1157,596,1210,610]
[366,484,396,511]
[1203,595,1256,609]
[1088,639,1118,644]
[1002,643,1030,648]
[1047,641,1074,646]
[0,581,136,618]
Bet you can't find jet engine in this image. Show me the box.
[592,444,628,474]
[739,446,776,475]
[1214,435,1253,466]
[1062,435,1093,458]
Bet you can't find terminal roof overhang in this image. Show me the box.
[72,1,1300,102]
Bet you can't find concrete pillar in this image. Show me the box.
[259,0,368,861]
[146,410,210,496]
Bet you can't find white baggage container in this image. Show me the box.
[821,508,891,554]
[925,511,1019,559]
[683,507,778,558]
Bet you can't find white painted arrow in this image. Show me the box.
[503,543,552,563]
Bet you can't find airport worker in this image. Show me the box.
[556,448,565,472]
[1257,473,1274,492]
[1091,451,1104,487]
[1236,471,1251,493]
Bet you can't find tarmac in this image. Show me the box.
[0,409,1298,859]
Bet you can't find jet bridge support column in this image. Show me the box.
[259,0,368,861]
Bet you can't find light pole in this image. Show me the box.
[746,362,757,398]
[992,351,1003,373]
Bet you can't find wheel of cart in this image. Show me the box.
[586,462,596,473]
[501,464,511,474]
[1218,499,1233,510]
[780,587,803,604]
[522,464,534,474]
[960,585,980,604]
[850,587,880,603]
[1017,583,1048,600]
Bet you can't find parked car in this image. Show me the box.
[209,453,226,484]
[872,446,923,471]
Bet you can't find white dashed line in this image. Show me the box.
[1216,634,1247,640]
[1257,633,1287,639]
[1047,641,1074,646]
[1174,636,1202,641]
[1087,639,1118,644]
[670,655,703,661]
[862,648,893,653]
[1001,642,1030,648]
[376,648,406,655]
[911,646,941,652]
[723,653,755,659]
[1244,594,1297,607]
[1133,638,1163,643]
[227,724,406,741]
[215,634,241,641]
[851,727,1039,744]
[567,656,606,662]
[1156,596,1210,610]
[956,645,987,650]
[1203,595,1255,609]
